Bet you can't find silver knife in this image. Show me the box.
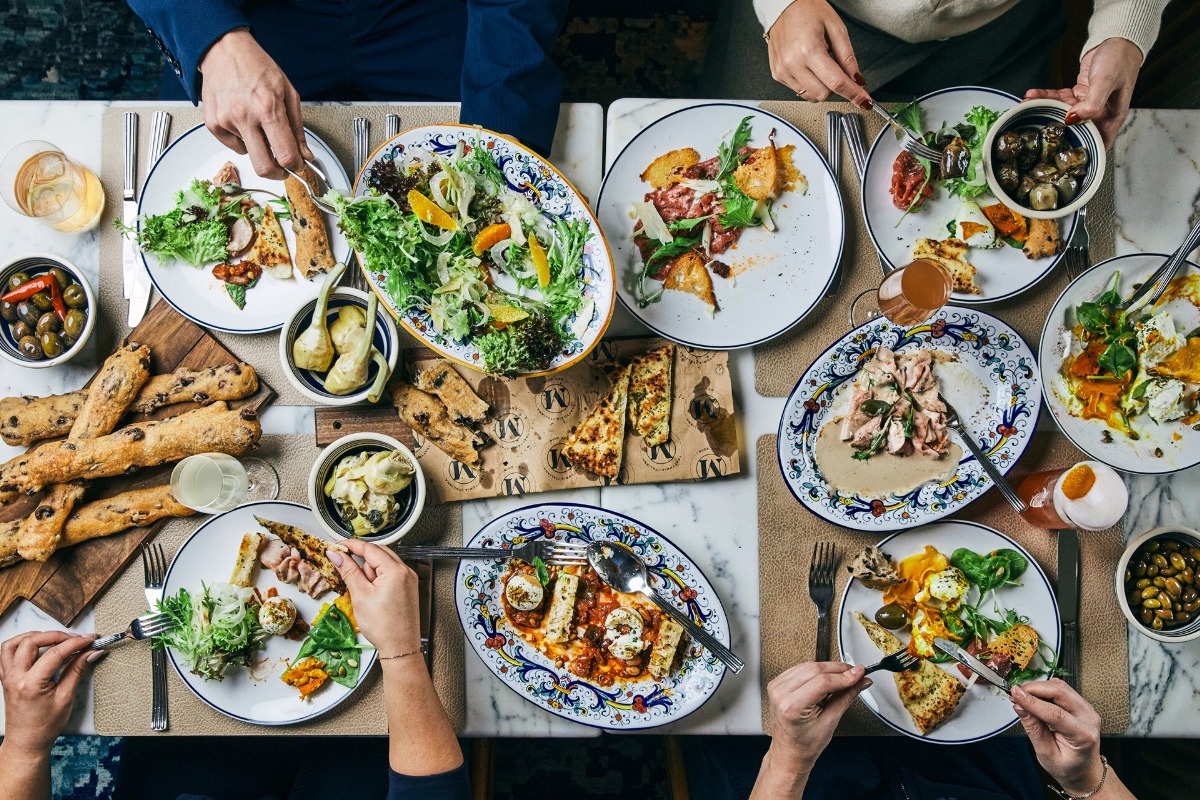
[1056,528,1081,690]
[934,637,1012,694]
[822,111,843,298]
[415,557,433,670]
[121,112,139,302]
[128,111,171,327]
[385,113,400,140]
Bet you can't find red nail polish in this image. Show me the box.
[853,72,866,87]
[1064,111,1081,126]
[856,98,873,111]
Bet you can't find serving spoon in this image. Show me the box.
[586,540,743,673]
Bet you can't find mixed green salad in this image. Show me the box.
[326,135,595,376]
[154,582,266,682]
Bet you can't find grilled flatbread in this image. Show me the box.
[640,148,700,189]
[854,611,965,735]
[284,167,336,279]
[412,360,490,425]
[249,204,292,279]
[912,237,979,295]
[391,382,491,465]
[627,345,673,446]
[663,251,718,313]
[563,365,632,479]
[733,146,779,201]
[254,516,346,596]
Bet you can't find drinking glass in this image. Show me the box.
[0,140,106,233]
[849,258,953,328]
[170,454,280,514]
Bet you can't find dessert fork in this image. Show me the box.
[88,612,176,650]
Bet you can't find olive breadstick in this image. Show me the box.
[69,343,151,439]
[0,392,86,447]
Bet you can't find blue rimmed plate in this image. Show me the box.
[455,503,729,730]
[353,125,615,377]
[777,307,1041,531]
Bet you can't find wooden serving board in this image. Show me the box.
[0,300,274,625]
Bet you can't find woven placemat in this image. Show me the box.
[753,101,1119,398]
[92,433,466,736]
[757,434,1129,736]
[95,104,460,406]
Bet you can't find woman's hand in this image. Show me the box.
[765,0,871,107]
[1025,37,1143,148]
[327,540,421,658]
[199,28,313,179]
[1012,679,1105,796]
[0,631,102,755]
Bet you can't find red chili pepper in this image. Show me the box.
[1,274,56,304]
[48,281,67,322]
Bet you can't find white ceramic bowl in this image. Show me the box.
[1115,526,1200,643]
[279,287,399,406]
[982,99,1105,220]
[307,432,426,546]
[0,253,96,369]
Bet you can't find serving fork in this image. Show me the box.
[283,160,337,214]
[143,542,169,731]
[869,102,941,162]
[863,648,919,675]
[350,117,370,291]
[1064,206,1091,281]
[808,541,837,661]
[939,393,1027,515]
[87,611,176,650]
[394,540,589,567]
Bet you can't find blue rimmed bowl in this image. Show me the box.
[0,253,95,369]
[982,99,1105,220]
[279,287,399,406]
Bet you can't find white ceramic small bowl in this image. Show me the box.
[1115,526,1200,643]
[308,432,426,546]
[0,253,96,369]
[280,287,399,406]
[982,99,1105,220]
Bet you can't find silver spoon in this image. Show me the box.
[586,540,743,673]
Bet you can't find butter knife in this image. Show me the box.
[822,111,843,298]
[934,638,1012,694]
[128,111,170,328]
[121,112,138,302]
[415,557,433,670]
[1057,528,1081,690]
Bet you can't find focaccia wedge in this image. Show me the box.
[248,204,293,279]
[563,365,632,479]
[254,516,347,596]
[627,344,674,447]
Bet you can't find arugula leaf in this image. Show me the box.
[718,183,759,229]
[1098,342,1137,378]
[669,215,711,232]
[636,234,702,308]
[532,557,550,587]
[716,116,754,182]
[893,100,924,140]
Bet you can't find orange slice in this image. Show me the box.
[529,233,550,287]
[488,303,530,330]
[472,223,512,256]
[407,189,456,231]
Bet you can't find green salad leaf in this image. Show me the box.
[154,583,266,682]
[116,179,231,267]
[951,548,1027,593]
[477,311,564,377]
[716,116,753,181]
[294,605,369,689]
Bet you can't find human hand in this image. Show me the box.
[198,28,313,179]
[1013,679,1104,796]
[328,540,421,657]
[1024,37,1143,148]
[0,631,103,755]
[765,0,871,107]
[764,661,870,777]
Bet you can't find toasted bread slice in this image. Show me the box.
[734,146,779,201]
[988,623,1039,671]
[1023,218,1062,260]
[640,148,700,189]
[563,365,632,478]
[663,251,718,313]
[255,516,347,596]
[248,204,293,279]
[627,344,674,446]
[912,237,979,295]
[230,531,264,587]
[412,359,490,425]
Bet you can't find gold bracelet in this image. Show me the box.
[1048,756,1109,800]
[379,645,426,661]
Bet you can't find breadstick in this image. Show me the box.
[0,392,86,447]
[131,362,258,414]
[0,403,261,498]
[16,481,86,562]
[69,343,151,439]
[284,166,336,278]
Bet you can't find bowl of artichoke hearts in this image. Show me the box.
[309,432,426,545]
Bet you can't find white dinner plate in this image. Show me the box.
[778,306,1041,531]
[138,125,351,334]
[1039,252,1200,474]
[455,502,729,730]
[160,500,376,726]
[838,521,1060,744]
[862,86,1078,304]
[597,102,844,349]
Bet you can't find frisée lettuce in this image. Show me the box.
[154,582,266,682]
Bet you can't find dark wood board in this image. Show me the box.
[0,300,275,625]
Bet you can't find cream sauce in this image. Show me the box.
[813,421,963,497]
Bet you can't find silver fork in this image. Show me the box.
[808,542,837,661]
[863,648,919,675]
[1064,206,1091,281]
[283,160,337,214]
[351,117,370,291]
[1124,215,1200,313]
[939,393,1027,515]
[142,543,169,731]
[394,540,588,567]
[87,612,176,650]
[869,102,942,162]
[841,113,892,277]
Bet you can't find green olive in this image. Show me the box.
[47,267,70,290]
[6,272,30,292]
[0,300,16,323]
[16,301,39,326]
[11,320,32,340]
[35,312,59,335]
[62,283,86,309]
[874,602,908,630]
[29,291,53,312]
[17,335,42,360]
[39,331,64,359]
[62,309,85,339]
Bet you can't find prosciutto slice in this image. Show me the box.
[259,539,332,599]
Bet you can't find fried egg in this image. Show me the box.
[914,566,969,609]
[909,607,955,658]
[605,607,646,661]
[505,574,544,612]
[258,596,297,636]
[955,200,998,249]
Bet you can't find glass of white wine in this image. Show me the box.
[170,454,280,514]
[0,141,106,233]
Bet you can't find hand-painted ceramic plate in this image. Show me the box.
[838,521,1060,743]
[353,125,615,376]
[455,503,729,730]
[862,86,1078,304]
[160,501,376,726]
[138,125,351,334]
[778,307,1040,531]
[596,102,844,349]
[1039,253,1200,474]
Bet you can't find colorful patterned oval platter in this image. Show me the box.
[353,125,615,376]
[455,503,729,730]
[777,307,1041,531]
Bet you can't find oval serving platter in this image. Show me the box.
[353,125,615,377]
[778,307,1041,531]
[455,502,729,730]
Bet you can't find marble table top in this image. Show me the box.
[1,98,1197,738]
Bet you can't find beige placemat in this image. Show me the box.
[93,433,466,735]
[96,104,460,406]
[753,101,1119,398]
[757,433,1129,736]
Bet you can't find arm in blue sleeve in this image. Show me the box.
[388,763,471,800]
[460,0,569,156]
[125,0,249,101]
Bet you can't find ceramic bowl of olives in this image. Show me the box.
[982,99,1105,220]
[1116,526,1200,643]
[0,254,95,369]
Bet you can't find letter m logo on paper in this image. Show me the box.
[695,455,727,480]
[449,461,477,484]
[541,387,570,412]
[502,474,529,496]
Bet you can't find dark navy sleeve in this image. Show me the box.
[125,0,250,101]
[387,763,471,800]
[460,0,569,156]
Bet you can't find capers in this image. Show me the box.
[1125,535,1200,632]
[875,602,908,630]
[62,283,86,309]
[28,291,53,312]
[48,267,70,290]
[6,271,30,291]
[18,335,42,359]
[62,309,85,339]
[39,331,64,359]
[16,301,39,326]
